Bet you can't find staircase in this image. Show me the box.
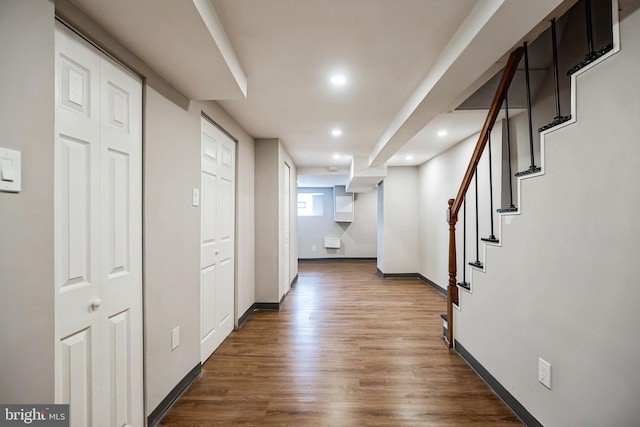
[443,0,617,349]
[437,0,640,424]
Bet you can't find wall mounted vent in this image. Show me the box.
[324,237,341,249]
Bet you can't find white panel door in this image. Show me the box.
[200,117,235,363]
[98,53,143,427]
[283,163,291,295]
[55,23,143,427]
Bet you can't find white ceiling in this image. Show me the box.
[211,0,477,168]
[390,108,529,166]
[70,0,572,172]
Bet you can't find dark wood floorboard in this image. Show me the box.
[159,260,522,426]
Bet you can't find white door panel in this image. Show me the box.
[218,257,234,326]
[201,172,217,268]
[60,329,93,427]
[201,117,235,363]
[55,24,101,427]
[219,177,233,243]
[99,52,143,427]
[107,310,132,427]
[201,265,217,339]
[55,22,142,427]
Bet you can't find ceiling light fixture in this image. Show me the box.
[437,130,447,137]
[331,128,342,137]
[330,74,347,87]
[406,155,413,160]
[333,154,340,159]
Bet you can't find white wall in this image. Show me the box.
[255,139,279,303]
[143,93,256,412]
[456,4,640,426]
[144,88,201,411]
[278,143,298,296]
[418,136,473,289]
[377,167,420,274]
[297,187,377,259]
[0,0,55,403]
[418,127,503,290]
[255,139,298,303]
[23,0,257,415]
[377,182,385,262]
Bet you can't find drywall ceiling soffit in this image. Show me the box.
[346,176,383,194]
[347,156,386,193]
[212,0,479,169]
[70,0,247,100]
[368,0,570,168]
[297,173,349,188]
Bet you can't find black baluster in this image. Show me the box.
[457,197,470,290]
[516,42,542,177]
[469,174,483,269]
[497,91,518,213]
[540,19,572,132]
[586,0,595,54]
[481,135,499,243]
[568,0,614,75]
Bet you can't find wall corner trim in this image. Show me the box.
[455,341,543,427]
[147,363,202,427]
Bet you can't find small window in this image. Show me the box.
[297,193,324,216]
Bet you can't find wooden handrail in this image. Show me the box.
[445,46,524,349]
[451,46,524,218]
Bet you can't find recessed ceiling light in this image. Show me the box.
[437,130,447,137]
[330,74,347,87]
[331,128,342,137]
[405,155,413,160]
[333,154,340,159]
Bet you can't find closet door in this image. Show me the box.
[55,22,143,427]
[200,117,235,363]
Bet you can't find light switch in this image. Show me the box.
[171,326,180,350]
[0,148,21,193]
[1,158,14,181]
[192,188,200,207]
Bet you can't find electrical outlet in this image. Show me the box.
[312,245,316,251]
[171,327,180,350]
[538,357,551,389]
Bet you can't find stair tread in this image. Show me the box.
[539,115,571,132]
[457,281,471,290]
[567,43,614,75]
[515,165,541,177]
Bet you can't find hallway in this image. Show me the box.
[159,260,521,426]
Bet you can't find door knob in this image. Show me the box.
[90,298,102,311]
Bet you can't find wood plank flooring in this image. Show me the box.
[159,260,521,426]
